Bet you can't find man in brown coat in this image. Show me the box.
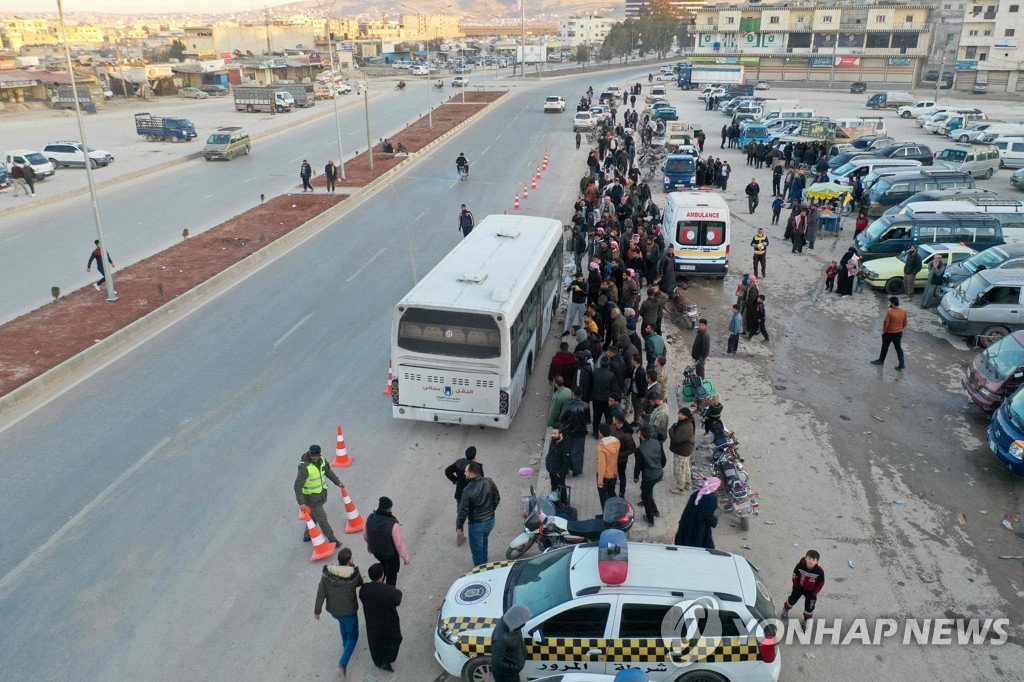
[668,407,696,494]
[870,296,907,370]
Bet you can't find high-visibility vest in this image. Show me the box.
[301,459,327,495]
[752,234,768,255]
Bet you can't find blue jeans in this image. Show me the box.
[331,613,359,668]
[468,517,495,566]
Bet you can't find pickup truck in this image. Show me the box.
[134,113,197,142]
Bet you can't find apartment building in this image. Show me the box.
[182,25,317,58]
[955,0,1024,91]
[558,15,614,47]
[625,0,710,18]
[691,2,931,84]
[399,14,463,40]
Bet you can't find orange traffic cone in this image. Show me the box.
[331,426,353,467]
[523,185,529,200]
[341,486,366,533]
[531,176,537,189]
[301,507,337,561]
[382,361,394,396]
[513,193,520,210]
[536,166,542,178]
[543,152,549,170]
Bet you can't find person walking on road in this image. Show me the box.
[634,426,666,526]
[747,295,769,342]
[444,446,480,514]
[324,160,337,193]
[871,296,907,371]
[490,605,530,682]
[780,550,825,628]
[727,304,744,355]
[87,239,114,291]
[458,204,475,238]
[314,547,363,677]
[300,159,313,192]
[903,245,922,301]
[750,227,768,279]
[456,461,500,566]
[575,131,582,150]
[745,178,760,214]
[294,444,343,546]
[674,476,720,549]
[10,161,31,196]
[691,319,710,380]
[545,425,572,494]
[359,563,403,672]
[363,497,412,586]
[668,407,696,494]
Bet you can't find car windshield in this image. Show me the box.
[937,149,967,163]
[26,153,47,164]
[978,335,1024,382]
[833,162,857,177]
[953,275,991,303]
[863,217,894,240]
[964,248,1007,274]
[506,547,574,615]
[1007,383,1024,429]
[666,158,694,173]
[207,134,230,144]
[546,97,559,102]
[869,179,893,198]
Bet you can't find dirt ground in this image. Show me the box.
[0,91,507,399]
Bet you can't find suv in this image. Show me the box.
[572,111,596,131]
[433,540,781,682]
[543,96,566,113]
[43,141,114,169]
[451,76,469,87]
[875,143,933,165]
[850,81,867,93]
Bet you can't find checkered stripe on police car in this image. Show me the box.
[669,637,762,663]
[442,616,499,635]
[462,560,515,576]
[526,638,606,658]
[455,636,491,657]
[603,639,669,661]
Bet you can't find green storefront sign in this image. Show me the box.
[888,58,911,66]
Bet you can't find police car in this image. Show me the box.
[434,533,781,682]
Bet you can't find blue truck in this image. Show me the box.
[663,154,697,192]
[134,113,197,142]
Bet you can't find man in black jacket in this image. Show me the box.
[691,318,711,379]
[559,389,591,475]
[564,272,588,333]
[545,425,572,494]
[634,426,666,525]
[590,356,620,439]
[314,548,364,675]
[443,446,479,505]
[491,604,530,682]
[456,461,500,566]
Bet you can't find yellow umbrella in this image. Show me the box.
[804,182,852,201]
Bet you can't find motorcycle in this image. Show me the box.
[434,82,445,91]
[679,365,713,412]
[505,486,634,559]
[395,82,406,91]
[671,285,699,330]
[457,164,469,181]
[695,422,758,531]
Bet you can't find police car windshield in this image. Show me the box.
[506,547,574,616]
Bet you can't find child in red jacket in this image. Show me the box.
[781,550,825,627]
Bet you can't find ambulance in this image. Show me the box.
[663,190,731,278]
[433,532,781,682]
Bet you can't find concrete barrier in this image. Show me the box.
[0,92,510,414]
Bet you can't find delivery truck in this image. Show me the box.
[134,113,197,142]
[49,84,107,110]
[690,65,744,86]
[233,86,295,113]
[516,45,547,65]
[269,82,315,108]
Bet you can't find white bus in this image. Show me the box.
[390,215,564,428]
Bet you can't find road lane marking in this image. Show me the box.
[346,246,386,282]
[201,193,215,200]
[481,146,491,157]
[242,178,253,183]
[0,233,26,245]
[415,211,426,221]
[272,312,314,349]
[289,154,306,163]
[0,434,172,597]
[495,133,503,140]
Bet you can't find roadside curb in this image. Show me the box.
[0,94,375,220]
[0,92,510,415]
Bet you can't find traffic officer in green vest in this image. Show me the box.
[294,444,343,545]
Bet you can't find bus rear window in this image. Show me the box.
[677,221,726,247]
[398,308,501,358]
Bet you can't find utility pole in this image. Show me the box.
[827,30,838,91]
[56,0,116,302]
[113,33,128,97]
[264,6,272,55]
[935,34,952,103]
[363,84,374,171]
[521,0,526,77]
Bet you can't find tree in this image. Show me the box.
[600,20,636,64]
[638,0,680,58]
[168,38,186,61]
[575,44,589,65]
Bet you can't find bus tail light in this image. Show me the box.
[391,379,399,406]
[499,390,509,415]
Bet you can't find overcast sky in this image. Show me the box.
[0,0,299,13]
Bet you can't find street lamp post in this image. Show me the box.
[363,83,374,171]
[935,34,953,103]
[56,0,116,302]
[316,0,346,179]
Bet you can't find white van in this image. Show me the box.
[933,143,1001,178]
[4,150,56,180]
[663,190,731,278]
[993,137,1024,169]
[828,158,922,184]
[978,124,1024,144]
[762,108,814,122]
[922,112,957,133]
[937,112,988,136]
[834,116,886,137]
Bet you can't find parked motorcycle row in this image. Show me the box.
[679,365,760,531]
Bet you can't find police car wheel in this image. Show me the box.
[674,670,729,682]
[463,656,494,682]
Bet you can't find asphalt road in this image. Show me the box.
[0,64,659,681]
[0,69,513,325]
